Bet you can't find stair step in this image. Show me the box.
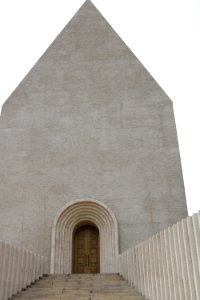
[14,298,144,300]
[12,274,146,300]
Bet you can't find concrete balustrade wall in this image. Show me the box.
[0,241,48,300]
[118,211,200,300]
[1,212,199,300]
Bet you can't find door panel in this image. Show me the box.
[73,225,100,273]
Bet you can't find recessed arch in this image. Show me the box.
[50,199,119,274]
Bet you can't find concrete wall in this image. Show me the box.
[0,0,187,261]
[119,211,200,300]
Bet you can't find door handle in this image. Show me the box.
[85,254,89,267]
[87,254,89,267]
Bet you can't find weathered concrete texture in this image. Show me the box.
[0,0,187,262]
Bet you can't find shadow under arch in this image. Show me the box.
[50,199,119,274]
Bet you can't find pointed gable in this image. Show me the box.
[4,0,170,110]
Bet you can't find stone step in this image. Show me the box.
[19,288,136,293]
[34,282,129,289]
[41,276,120,280]
[44,274,120,278]
[39,277,121,282]
[37,278,123,282]
[14,296,144,300]
[14,297,144,300]
[15,292,140,298]
[35,282,130,286]
[12,274,146,300]
[32,278,130,283]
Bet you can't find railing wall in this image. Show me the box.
[0,241,48,300]
[118,211,200,300]
[1,212,200,300]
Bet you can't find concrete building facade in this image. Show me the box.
[0,0,187,273]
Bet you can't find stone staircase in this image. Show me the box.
[12,274,146,300]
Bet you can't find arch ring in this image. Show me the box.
[50,199,119,274]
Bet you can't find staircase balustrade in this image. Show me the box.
[118,211,200,300]
[0,211,200,300]
[0,242,48,300]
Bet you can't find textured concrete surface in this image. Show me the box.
[0,0,187,265]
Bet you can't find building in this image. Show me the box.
[0,0,187,276]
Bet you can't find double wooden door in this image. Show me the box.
[73,225,100,273]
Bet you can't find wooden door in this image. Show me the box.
[73,225,100,273]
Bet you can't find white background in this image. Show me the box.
[0,0,199,215]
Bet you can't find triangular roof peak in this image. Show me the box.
[4,0,171,108]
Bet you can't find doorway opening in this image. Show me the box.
[73,222,100,274]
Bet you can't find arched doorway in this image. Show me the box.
[73,223,100,273]
[50,199,119,274]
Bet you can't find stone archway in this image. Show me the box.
[50,199,119,274]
